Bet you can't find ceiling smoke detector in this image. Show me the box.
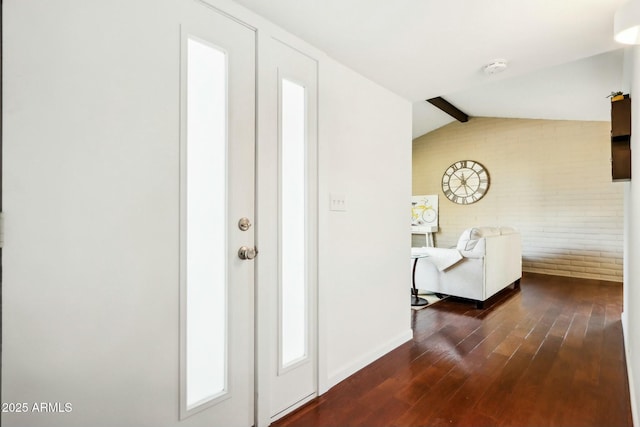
[483,59,508,75]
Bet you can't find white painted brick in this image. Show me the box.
[571,260,602,268]
[599,262,620,270]
[585,267,620,275]
[570,249,609,257]
[414,117,623,283]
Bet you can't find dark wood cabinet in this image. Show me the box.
[611,96,631,181]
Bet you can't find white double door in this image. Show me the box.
[179,1,317,426]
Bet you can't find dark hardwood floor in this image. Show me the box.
[273,272,633,427]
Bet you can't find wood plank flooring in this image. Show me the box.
[273,273,633,427]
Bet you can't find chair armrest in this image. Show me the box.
[459,250,484,259]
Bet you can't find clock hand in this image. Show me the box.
[459,172,471,195]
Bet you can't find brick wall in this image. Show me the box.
[413,117,624,282]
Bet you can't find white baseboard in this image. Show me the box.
[324,328,413,392]
[622,312,638,427]
[270,392,317,424]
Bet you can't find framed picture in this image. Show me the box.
[411,194,438,233]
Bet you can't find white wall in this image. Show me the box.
[622,45,640,427]
[3,2,182,426]
[318,60,413,391]
[1,0,412,426]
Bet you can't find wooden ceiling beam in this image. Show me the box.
[426,97,469,123]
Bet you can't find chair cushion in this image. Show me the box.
[456,227,501,251]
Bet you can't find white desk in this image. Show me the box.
[411,225,437,247]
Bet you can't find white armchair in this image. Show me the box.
[412,226,522,308]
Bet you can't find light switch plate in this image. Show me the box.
[329,193,347,211]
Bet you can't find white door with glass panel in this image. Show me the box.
[178,1,255,425]
[271,39,318,420]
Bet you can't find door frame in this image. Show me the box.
[1,0,5,376]
[186,3,320,426]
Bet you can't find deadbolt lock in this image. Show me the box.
[238,217,252,231]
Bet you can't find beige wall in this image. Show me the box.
[413,117,623,282]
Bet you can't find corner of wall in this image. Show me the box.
[623,44,640,427]
[325,328,413,392]
[622,314,639,427]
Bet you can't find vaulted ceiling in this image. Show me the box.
[233,0,628,138]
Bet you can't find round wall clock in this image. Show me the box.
[441,160,490,205]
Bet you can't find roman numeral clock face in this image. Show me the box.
[441,160,490,205]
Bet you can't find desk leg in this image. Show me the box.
[411,258,428,307]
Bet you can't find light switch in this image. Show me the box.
[329,193,347,211]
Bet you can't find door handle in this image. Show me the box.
[238,246,258,260]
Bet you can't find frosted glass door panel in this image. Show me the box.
[186,37,228,408]
[179,2,255,425]
[268,38,317,421]
[280,79,307,369]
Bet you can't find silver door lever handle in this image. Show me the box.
[238,246,258,260]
